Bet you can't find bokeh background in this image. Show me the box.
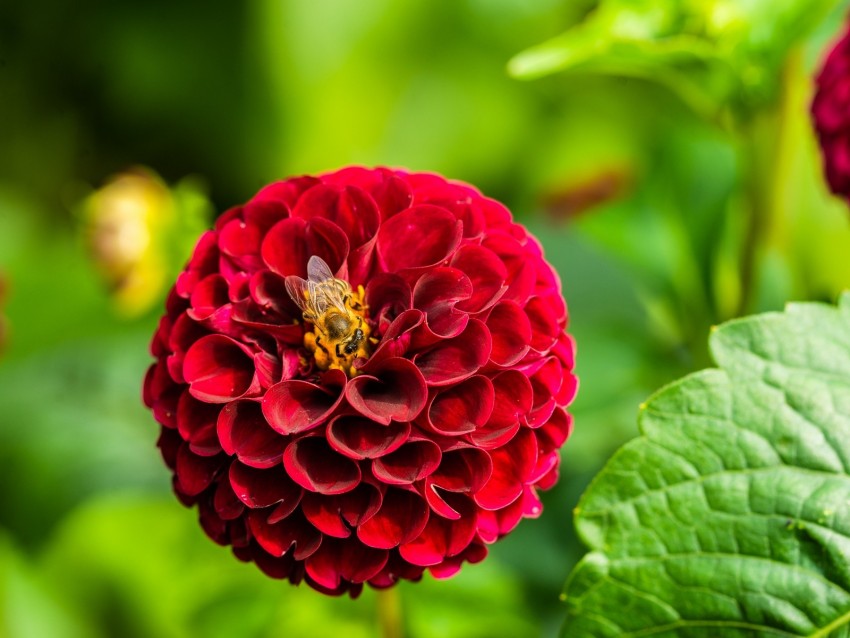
[3,1,850,636]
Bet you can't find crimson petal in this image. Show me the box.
[486,301,532,367]
[377,205,462,273]
[183,334,257,403]
[263,375,345,435]
[413,267,472,338]
[425,375,494,436]
[414,319,491,386]
[229,462,303,512]
[283,436,361,495]
[357,488,429,549]
[248,509,321,560]
[346,357,427,424]
[474,428,538,510]
[451,244,507,313]
[399,496,477,566]
[217,399,287,468]
[372,438,441,485]
[327,416,411,460]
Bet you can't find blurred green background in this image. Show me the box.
[2,1,850,636]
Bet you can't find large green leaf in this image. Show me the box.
[562,293,850,637]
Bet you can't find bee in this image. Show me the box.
[285,255,371,375]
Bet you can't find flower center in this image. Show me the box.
[303,283,372,377]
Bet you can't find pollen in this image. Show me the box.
[302,283,374,377]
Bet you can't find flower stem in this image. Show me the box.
[376,587,404,638]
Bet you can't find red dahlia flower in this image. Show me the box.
[813,22,850,199]
[143,167,577,596]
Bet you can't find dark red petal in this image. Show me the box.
[176,391,221,456]
[525,296,560,353]
[366,309,423,366]
[399,496,477,566]
[229,462,303,512]
[365,273,412,335]
[188,274,230,321]
[213,477,245,520]
[425,375,494,436]
[483,234,536,305]
[412,267,472,338]
[292,184,380,248]
[474,428,538,510]
[302,482,382,537]
[429,446,492,494]
[175,444,223,496]
[260,217,309,277]
[477,496,525,543]
[346,357,427,424]
[283,436,361,495]
[327,416,411,460]
[371,439,441,485]
[357,488,429,549]
[253,176,320,206]
[248,509,321,560]
[414,319,491,386]
[376,205,462,273]
[263,376,345,435]
[217,400,287,468]
[451,244,507,313]
[183,335,257,403]
[486,301,532,367]
[306,538,389,589]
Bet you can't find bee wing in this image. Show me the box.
[307,255,347,312]
[307,255,336,284]
[285,275,320,317]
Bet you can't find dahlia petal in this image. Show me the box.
[260,218,309,277]
[376,205,462,273]
[477,498,524,543]
[283,436,361,495]
[474,429,538,511]
[488,370,533,427]
[357,488,429,549]
[483,234,536,305]
[229,462,303,511]
[399,496,476,566]
[188,274,230,321]
[365,273,412,336]
[253,176,320,206]
[428,446,492,494]
[412,267,472,338]
[306,538,388,588]
[302,482,382,537]
[371,438,441,485]
[369,172,413,218]
[217,400,287,468]
[451,244,507,313]
[177,391,221,456]
[414,319,491,386]
[327,415,411,460]
[346,357,427,424]
[366,309,423,365]
[157,428,181,470]
[292,184,380,248]
[248,509,322,560]
[425,375,494,436]
[183,335,257,403]
[175,444,223,496]
[486,301,532,367]
[263,377,345,435]
[525,296,560,353]
[176,231,219,297]
[254,351,282,389]
[214,477,245,520]
[249,269,301,320]
[218,217,263,270]
[537,408,573,451]
[152,385,180,429]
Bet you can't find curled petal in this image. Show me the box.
[176,391,221,456]
[357,488,429,549]
[302,482,382,537]
[183,335,257,403]
[413,267,472,338]
[306,538,389,589]
[263,374,345,435]
[346,358,427,424]
[292,184,380,249]
[261,217,349,279]
[377,205,462,273]
[327,416,411,460]
[187,274,230,322]
[525,296,560,353]
[366,309,423,366]
[451,244,507,313]
[213,477,245,520]
[283,436,361,495]
[483,234,536,305]
[229,462,303,513]
[425,375,494,436]
[414,319,491,386]
[248,509,321,560]
[175,444,224,496]
[365,273,412,336]
[372,439,441,485]
[474,428,537,511]
[217,400,286,468]
[399,496,477,566]
[486,301,532,367]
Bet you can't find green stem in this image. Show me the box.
[376,587,403,638]
[736,49,801,317]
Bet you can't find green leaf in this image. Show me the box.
[561,293,850,637]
